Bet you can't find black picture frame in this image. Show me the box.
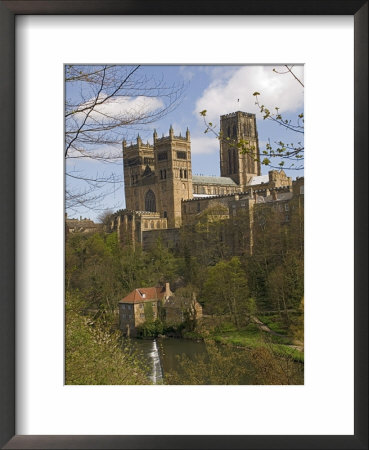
[0,1,367,449]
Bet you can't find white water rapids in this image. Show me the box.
[148,339,163,384]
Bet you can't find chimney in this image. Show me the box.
[165,282,171,298]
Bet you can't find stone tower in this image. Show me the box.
[220,111,261,189]
[153,126,193,228]
[123,135,155,212]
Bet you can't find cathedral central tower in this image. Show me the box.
[220,111,261,189]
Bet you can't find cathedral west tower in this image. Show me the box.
[153,126,192,228]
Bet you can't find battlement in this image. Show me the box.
[220,111,255,119]
[123,141,153,151]
[112,209,162,217]
[155,134,188,143]
[154,125,190,144]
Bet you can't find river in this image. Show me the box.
[130,337,257,384]
[130,337,207,384]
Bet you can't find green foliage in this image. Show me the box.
[143,302,154,321]
[249,344,303,384]
[65,292,150,385]
[66,196,304,384]
[289,297,304,344]
[136,319,164,338]
[214,321,238,333]
[203,257,250,328]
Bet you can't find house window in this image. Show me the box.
[197,202,201,212]
[177,151,187,159]
[284,203,289,211]
[180,169,183,178]
[164,169,167,179]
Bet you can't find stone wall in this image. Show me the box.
[142,228,180,251]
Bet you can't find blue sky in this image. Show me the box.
[66,65,304,221]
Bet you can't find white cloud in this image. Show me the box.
[194,65,304,125]
[74,95,164,123]
[66,144,122,164]
[190,135,219,155]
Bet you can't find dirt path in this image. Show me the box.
[251,316,304,352]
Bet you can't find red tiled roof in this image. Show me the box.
[119,286,166,304]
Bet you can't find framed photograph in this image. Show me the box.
[1,1,367,449]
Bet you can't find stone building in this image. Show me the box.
[163,292,203,326]
[111,110,300,249]
[118,282,202,336]
[119,283,173,337]
[65,214,102,234]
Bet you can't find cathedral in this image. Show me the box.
[111,110,299,249]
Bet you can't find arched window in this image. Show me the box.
[145,190,156,212]
[180,169,183,178]
[233,125,237,137]
[227,126,231,137]
[184,169,187,179]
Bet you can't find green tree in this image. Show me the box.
[203,257,250,328]
[65,292,150,385]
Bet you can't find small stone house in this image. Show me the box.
[119,283,202,336]
[119,283,172,337]
[162,293,203,326]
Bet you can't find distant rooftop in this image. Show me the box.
[192,175,238,186]
[249,175,269,185]
[193,193,218,198]
[119,286,166,304]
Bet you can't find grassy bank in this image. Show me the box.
[189,319,304,363]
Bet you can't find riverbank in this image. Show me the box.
[182,318,304,363]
